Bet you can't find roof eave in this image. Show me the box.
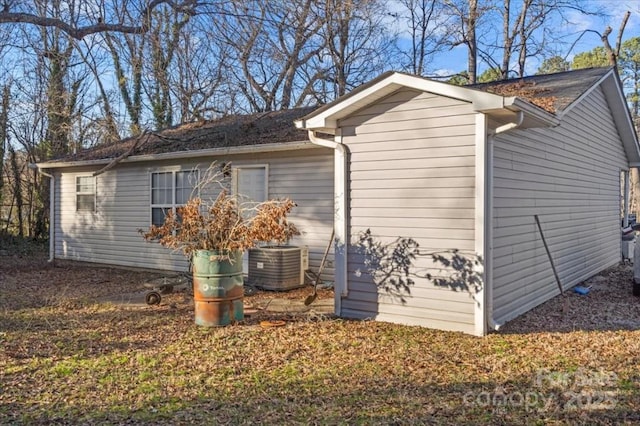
[504,97,560,127]
[295,72,559,133]
[36,140,317,169]
[295,72,508,132]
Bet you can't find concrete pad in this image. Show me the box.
[263,298,334,314]
[308,298,334,313]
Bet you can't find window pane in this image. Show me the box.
[152,207,171,227]
[151,172,172,204]
[77,194,95,211]
[152,172,171,189]
[152,188,172,205]
[175,170,198,204]
[175,188,190,205]
[76,176,95,194]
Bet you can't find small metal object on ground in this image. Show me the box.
[143,276,188,306]
[145,291,162,305]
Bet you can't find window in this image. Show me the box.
[151,170,199,226]
[76,176,96,212]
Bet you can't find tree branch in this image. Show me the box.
[0,1,198,40]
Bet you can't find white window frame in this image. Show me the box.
[149,168,200,226]
[231,164,269,201]
[76,175,96,212]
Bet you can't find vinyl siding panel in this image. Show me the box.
[339,88,478,334]
[53,148,335,280]
[491,86,627,324]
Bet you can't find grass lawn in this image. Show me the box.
[1,251,639,425]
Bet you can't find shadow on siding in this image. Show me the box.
[349,228,483,306]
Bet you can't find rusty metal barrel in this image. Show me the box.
[192,249,244,326]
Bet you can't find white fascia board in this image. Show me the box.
[560,68,614,117]
[297,81,404,130]
[600,72,640,164]
[35,141,317,169]
[296,71,558,132]
[296,72,507,131]
[559,69,639,164]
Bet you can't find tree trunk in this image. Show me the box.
[8,146,23,237]
[467,0,477,84]
[0,85,8,215]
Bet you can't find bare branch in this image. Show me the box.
[0,1,198,40]
[615,11,631,58]
[92,131,152,177]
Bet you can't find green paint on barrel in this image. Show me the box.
[192,249,244,326]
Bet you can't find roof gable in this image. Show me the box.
[295,71,560,133]
[295,67,640,165]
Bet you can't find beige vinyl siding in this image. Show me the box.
[339,88,478,334]
[492,86,627,324]
[54,148,334,277]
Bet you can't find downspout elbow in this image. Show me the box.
[494,111,524,135]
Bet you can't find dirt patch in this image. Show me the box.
[0,252,334,325]
[500,262,640,333]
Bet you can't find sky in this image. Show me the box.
[414,0,640,78]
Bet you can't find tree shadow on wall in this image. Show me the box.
[352,229,483,305]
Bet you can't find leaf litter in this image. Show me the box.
[1,251,639,425]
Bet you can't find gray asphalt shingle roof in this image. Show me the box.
[52,67,612,163]
[54,107,315,162]
[471,67,611,113]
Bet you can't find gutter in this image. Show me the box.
[35,141,317,169]
[307,130,348,316]
[485,111,524,332]
[507,98,559,127]
[28,164,55,263]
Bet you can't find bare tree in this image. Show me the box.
[601,11,630,66]
[0,0,199,39]
[321,0,391,99]
[7,145,23,237]
[77,39,121,144]
[144,4,194,128]
[103,28,145,135]
[445,0,479,84]
[216,0,325,112]
[0,85,8,220]
[171,23,232,120]
[396,0,448,76]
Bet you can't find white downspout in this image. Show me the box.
[486,111,524,332]
[31,166,55,263]
[623,170,630,228]
[307,130,348,316]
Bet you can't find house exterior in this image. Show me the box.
[35,108,335,277]
[296,67,640,335]
[37,67,640,336]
